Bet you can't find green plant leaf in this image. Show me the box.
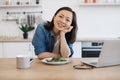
[19,24,35,33]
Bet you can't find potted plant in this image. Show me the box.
[36,0,40,4]
[19,24,34,39]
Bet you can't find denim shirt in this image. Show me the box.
[32,22,74,57]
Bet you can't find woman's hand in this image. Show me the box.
[60,26,73,34]
[59,25,72,58]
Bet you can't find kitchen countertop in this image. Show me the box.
[0,37,119,42]
[76,37,120,42]
[0,38,31,42]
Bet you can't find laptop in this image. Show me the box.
[81,39,120,68]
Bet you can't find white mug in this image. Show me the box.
[16,55,33,69]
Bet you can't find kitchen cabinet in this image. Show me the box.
[2,42,35,58]
[0,43,3,57]
[1,41,82,58]
[72,42,82,58]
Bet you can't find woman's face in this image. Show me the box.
[53,10,73,32]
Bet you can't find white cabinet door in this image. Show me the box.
[0,43,3,57]
[72,42,82,58]
[3,42,35,58]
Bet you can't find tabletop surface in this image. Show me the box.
[0,58,120,80]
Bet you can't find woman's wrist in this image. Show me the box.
[60,31,65,37]
[53,53,61,58]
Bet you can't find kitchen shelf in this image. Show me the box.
[0,4,42,8]
[79,3,120,6]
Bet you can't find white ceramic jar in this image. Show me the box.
[5,0,12,5]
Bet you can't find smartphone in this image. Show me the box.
[73,64,93,69]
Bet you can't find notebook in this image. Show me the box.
[81,39,120,68]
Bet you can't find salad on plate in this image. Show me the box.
[41,57,71,65]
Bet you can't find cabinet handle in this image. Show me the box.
[29,44,31,51]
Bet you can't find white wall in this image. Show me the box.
[77,6,120,38]
[0,0,120,39]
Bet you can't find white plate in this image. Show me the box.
[41,58,71,65]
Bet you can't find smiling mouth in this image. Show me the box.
[58,23,65,28]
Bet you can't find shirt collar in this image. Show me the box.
[50,30,54,37]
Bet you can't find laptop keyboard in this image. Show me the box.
[90,62,97,65]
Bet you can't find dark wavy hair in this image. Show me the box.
[45,7,78,43]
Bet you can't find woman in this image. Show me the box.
[32,7,78,59]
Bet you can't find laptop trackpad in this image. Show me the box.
[81,59,98,66]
